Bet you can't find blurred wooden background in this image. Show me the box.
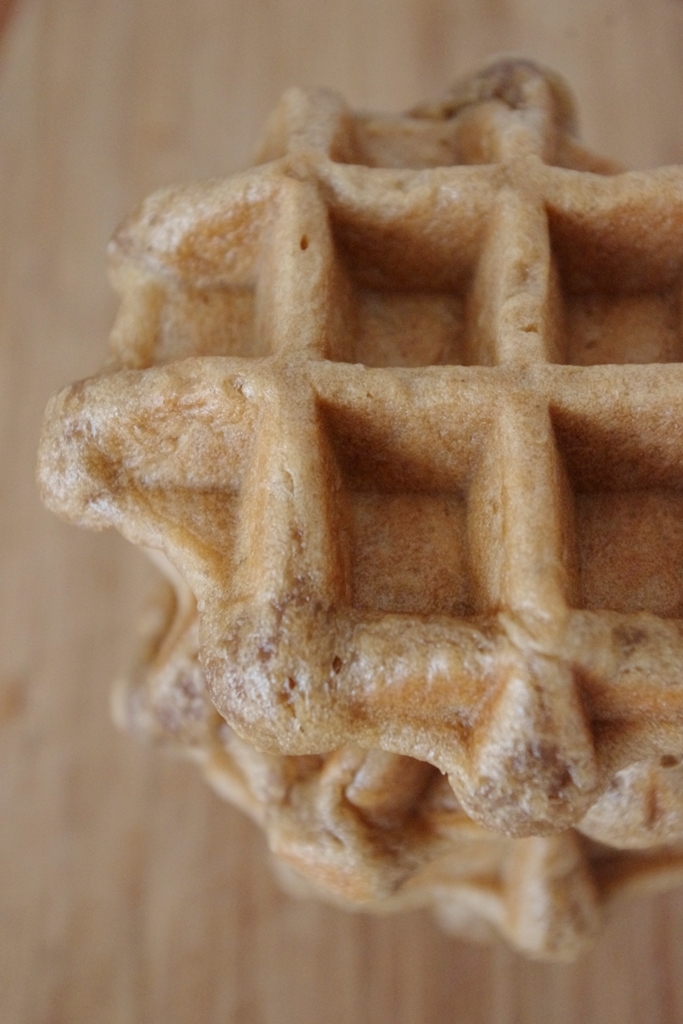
[2,1,683,1021]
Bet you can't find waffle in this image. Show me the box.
[37,58,683,960]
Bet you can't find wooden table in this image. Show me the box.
[2,1,683,1021]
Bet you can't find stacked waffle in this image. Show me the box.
[38,59,683,959]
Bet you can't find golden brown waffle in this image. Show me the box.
[38,58,683,959]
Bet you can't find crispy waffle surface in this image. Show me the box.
[38,58,683,960]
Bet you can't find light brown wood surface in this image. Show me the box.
[3,1,683,1022]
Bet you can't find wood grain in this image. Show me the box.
[2,1,683,1021]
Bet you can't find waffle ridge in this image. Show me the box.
[38,58,683,959]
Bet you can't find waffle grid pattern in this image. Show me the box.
[38,60,683,958]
